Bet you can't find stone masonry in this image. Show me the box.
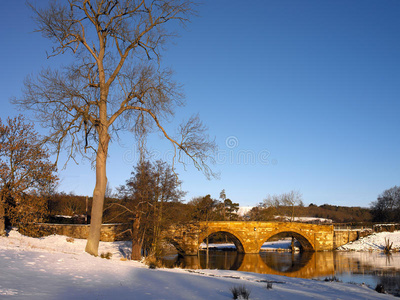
[20,223,131,242]
[167,221,361,255]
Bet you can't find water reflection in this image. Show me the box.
[161,251,400,294]
[162,251,335,278]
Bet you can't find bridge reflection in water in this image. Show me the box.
[163,251,336,279]
[162,251,400,295]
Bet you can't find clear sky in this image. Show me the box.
[1,0,399,208]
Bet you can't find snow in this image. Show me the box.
[274,216,333,223]
[338,231,400,251]
[54,215,73,219]
[237,206,253,217]
[261,239,300,251]
[0,229,397,299]
[236,207,334,224]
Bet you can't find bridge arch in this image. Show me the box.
[198,229,245,253]
[165,222,334,255]
[260,229,315,252]
[164,237,187,256]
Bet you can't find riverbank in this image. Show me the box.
[0,229,397,299]
[337,230,400,251]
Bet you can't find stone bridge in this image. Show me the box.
[166,221,361,256]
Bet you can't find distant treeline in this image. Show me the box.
[247,203,372,223]
[306,204,372,223]
[47,193,373,224]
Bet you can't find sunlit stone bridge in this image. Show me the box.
[165,221,363,256]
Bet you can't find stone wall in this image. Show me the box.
[333,230,357,248]
[373,224,400,232]
[332,229,371,248]
[19,223,131,242]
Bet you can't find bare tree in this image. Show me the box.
[261,190,303,222]
[371,186,400,222]
[105,181,113,199]
[280,190,304,222]
[109,159,185,260]
[0,115,58,235]
[13,0,216,256]
[261,194,282,220]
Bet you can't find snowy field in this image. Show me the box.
[0,230,398,299]
[338,231,400,251]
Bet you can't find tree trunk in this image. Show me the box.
[0,193,5,236]
[206,217,209,269]
[85,133,109,256]
[131,216,142,260]
[291,236,295,252]
[152,198,163,256]
[132,241,142,260]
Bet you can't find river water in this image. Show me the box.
[161,250,400,296]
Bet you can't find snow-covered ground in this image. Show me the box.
[273,216,333,223]
[236,207,334,224]
[237,206,254,217]
[338,231,400,251]
[0,230,398,299]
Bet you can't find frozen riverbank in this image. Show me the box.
[337,230,400,251]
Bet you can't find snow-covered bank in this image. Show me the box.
[338,231,400,251]
[200,238,299,252]
[0,230,397,299]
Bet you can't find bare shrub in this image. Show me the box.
[324,276,341,282]
[230,285,251,300]
[100,252,112,260]
[144,255,164,269]
[384,238,393,254]
[375,284,385,293]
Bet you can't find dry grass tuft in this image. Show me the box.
[100,252,113,259]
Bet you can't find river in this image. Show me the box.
[161,250,400,296]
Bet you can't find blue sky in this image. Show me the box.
[1,1,399,207]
